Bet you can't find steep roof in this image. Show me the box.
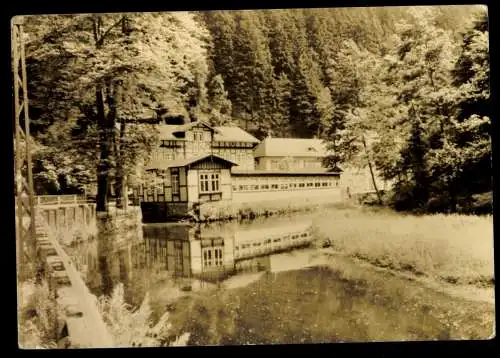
[253,137,329,158]
[156,122,259,143]
[146,154,238,170]
[213,126,259,143]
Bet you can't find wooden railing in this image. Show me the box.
[35,195,91,206]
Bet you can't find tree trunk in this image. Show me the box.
[96,84,110,212]
[448,179,458,213]
[115,118,127,209]
[361,135,383,205]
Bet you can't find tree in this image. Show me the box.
[230,12,274,135]
[371,7,460,211]
[24,12,212,210]
[269,72,293,137]
[426,9,491,213]
[206,74,233,126]
[289,50,326,138]
[322,39,389,203]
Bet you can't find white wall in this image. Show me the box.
[187,170,198,203]
[256,156,323,171]
[232,187,341,203]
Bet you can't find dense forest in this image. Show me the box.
[18,5,490,213]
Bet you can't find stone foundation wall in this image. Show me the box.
[140,202,189,223]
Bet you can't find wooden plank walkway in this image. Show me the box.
[34,213,114,348]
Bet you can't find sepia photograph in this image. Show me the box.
[12,4,494,349]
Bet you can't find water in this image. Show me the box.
[65,210,494,345]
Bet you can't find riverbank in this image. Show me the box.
[311,207,494,292]
[195,196,350,222]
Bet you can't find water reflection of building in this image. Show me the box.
[68,218,315,294]
[141,219,313,281]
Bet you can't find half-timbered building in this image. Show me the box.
[147,121,259,172]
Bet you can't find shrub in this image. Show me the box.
[97,283,190,348]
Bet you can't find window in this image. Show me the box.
[200,174,210,193]
[322,182,328,187]
[307,183,313,187]
[253,185,259,190]
[271,184,279,189]
[171,173,179,194]
[214,248,223,266]
[315,182,321,187]
[203,249,212,267]
[281,184,288,190]
[232,185,238,191]
[299,183,305,188]
[261,184,269,190]
[200,173,220,193]
[211,173,220,191]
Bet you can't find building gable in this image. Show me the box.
[168,154,238,170]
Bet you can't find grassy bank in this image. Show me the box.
[198,196,349,222]
[311,208,494,287]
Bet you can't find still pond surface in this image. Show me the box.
[67,210,494,345]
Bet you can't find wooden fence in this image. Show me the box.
[36,195,90,206]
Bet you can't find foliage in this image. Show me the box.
[19,6,490,214]
[23,12,233,208]
[319,6,490,213]
[18,280,60,349]
[97,283,190,347]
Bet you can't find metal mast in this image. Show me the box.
[12,16,36,275]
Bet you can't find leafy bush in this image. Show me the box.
[18,280,60,349]
[97,283,190,348]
